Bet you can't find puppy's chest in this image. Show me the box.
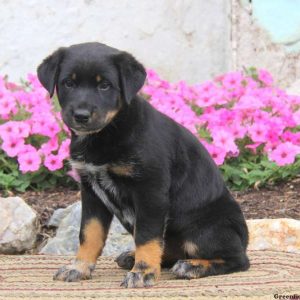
[71,160,135,229]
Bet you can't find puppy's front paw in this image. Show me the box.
[121,270,156,288]
[121,261,160,288]
[53,260,95,282]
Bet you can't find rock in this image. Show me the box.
[40,202,81,255]
[0,197,38,254]
[47,205,75,227]
[102,218,134,256]
[43,201,300,256]
[40,201,134,256]
[247,218,300,253]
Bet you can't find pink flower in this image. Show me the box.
[1,136,25,157]
[282,131,300,145]
[21,144,38,154]
[245,142,262,154]
[268,142,300,166]
[248,123,268,143]
[0,122,15,139]
[258,69,273,86]
[230,125,247,139]
[293,110,300,124]
[265,130,280,145]
[244,77,259,89]
[235,95,264,110]
[58,138,71,160]
[211,129,238,155]
[27,73,44,89]
[0,121,31,139]
[30,114,60,137]
[68,168,80,182]
[15,122,31,138]
[44,154,64,171]
[204,143,227,165]
[18,149,41,173]
[0,94,16,116]
[221,72,243,90]
[39,137,59,156]
[194,81,216,95]
[195,93,215,107]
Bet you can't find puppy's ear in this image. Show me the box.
[113,52,146,104]
[37,48,65,97]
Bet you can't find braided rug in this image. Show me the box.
[0,250,299,299]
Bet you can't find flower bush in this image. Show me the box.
[0,75,73,192]
[0,67,299,192]
[143,68,300,189]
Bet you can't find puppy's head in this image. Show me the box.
[37,42,146,135]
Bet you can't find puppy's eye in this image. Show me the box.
[97,80,111,91]
[64,79,76,88]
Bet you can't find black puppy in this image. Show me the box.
[37,42,249,288]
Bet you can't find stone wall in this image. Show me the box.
[1,0,300,87]
[232,0,300,88]
[0,0,231,84]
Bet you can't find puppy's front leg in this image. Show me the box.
[54,183,113,282]
[121,194,167,288]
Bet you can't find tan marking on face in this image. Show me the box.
[183,241,198,256]
[104,110,118,123]
[76,218,106,264]
[108,164,134,177]
[133,239,163,278]
[96,75,102,82]
[71,73,76,80]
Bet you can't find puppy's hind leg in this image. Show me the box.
[172,225,250,279]
[115,251,135,270]
[172,254,249,279]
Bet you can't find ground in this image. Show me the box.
[4,177,300,252]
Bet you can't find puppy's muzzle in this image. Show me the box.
[73,109,91,125]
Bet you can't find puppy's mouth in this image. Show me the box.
[70,126,104,136]
[62,109,120,136]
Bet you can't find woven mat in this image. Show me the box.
[0,250,299,299]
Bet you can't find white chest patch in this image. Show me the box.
[70,160,135,227]
[70,160,118,197]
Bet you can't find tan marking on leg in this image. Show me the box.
[127,251,135,257]
[96,75,102,82]
[189,258,224,268]
[133,240,163,277]
[211,258,224,264]
[108,164,134,176]
[76,218,106,264]
[54,218,106,282]
[104,110,118,123]
[183,241,198,256]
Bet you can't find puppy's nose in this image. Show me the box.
[73,109,91,124]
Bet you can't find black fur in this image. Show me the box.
[38,42,249,286]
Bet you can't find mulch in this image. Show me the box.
[0,250,299,299]
[233,176,300,220]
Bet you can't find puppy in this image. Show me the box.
[37,42,249,288]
